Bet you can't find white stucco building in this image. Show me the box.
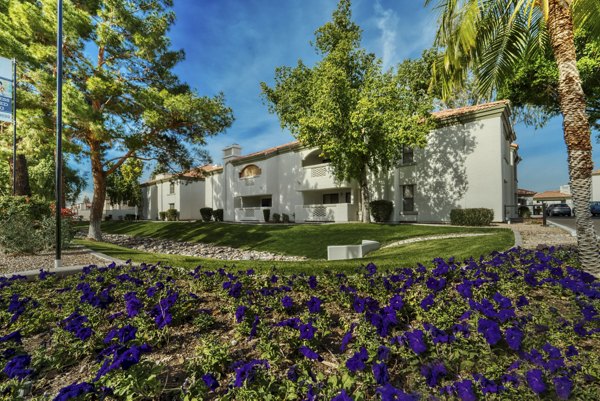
[141,100,520,223]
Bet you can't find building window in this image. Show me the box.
[169,203,175,210]
[261,198,272,207]
[402,146,414,164]
[345,192,351,203]
[169,181,175,194]
[323,193,339,204]
[240,164,262,179]
[402,185,415,212]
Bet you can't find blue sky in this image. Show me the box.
[139,0,598,193]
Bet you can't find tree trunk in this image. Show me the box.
[88,141,106,241]
[547,0,600,276]
[9,153,31,196]
[360,169,371,223]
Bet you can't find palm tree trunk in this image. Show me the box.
[547,0,600,276]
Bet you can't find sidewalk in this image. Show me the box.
[500,222,577,249]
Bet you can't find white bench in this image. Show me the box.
[327,240,381,261]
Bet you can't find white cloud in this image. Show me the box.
[373,1,399,70]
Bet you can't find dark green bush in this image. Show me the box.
[282,213,290,223]
[263,209,270,222]
[518,206,531,218]
[212,209,224,222]
[200,207,213,222]
[159,211,166,221]
[0,196,74,254]
[166,209,179,221]
[125,214,136,221]
[369,200,393,222]
[450,208,494,226]
[272,213,281,223]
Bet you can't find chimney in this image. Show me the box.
[222,144,242,163]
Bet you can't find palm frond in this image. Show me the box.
[573,0,600,38]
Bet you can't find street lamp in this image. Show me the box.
[55,0,63,269]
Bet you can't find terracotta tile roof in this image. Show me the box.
[533,190,572,200]
[431,100,510,120]
[183,164,223,177]
[517,188,537,196]
[233,141,301,163]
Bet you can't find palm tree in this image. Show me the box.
[425,0,600,276]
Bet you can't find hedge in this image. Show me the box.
[450,208,494,226]
[200,207,213,222]
[369,200,393,222]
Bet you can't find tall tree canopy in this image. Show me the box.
[262,0,434,222]
[426,0,600,275]
[2,0,234,240]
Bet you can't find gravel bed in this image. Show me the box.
[382,233,493,249]
[0,246,110,275]
[499,222,577,248]
[101,234,308,261]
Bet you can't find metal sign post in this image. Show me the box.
[12,59,16,195]
[55,0,63,269]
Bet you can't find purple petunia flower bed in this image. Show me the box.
[0,246,599,400]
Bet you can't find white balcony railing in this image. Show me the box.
[296,163,350,191]
[294,203,358,223]
[234,207,270,222]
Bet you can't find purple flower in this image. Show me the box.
[94,344,151,381]
[389,295,404,310]
[353,296,366,313]
[54,382,95,401]
[299,346,322,361]
[235,305,247,323]
[377,345,391,361]
[426,277,446,292]
[104,324,137,344]
[150,291,178,329]
[456,281,473,298]
[287,365,299,382]
[405,330,427,355]
[346,347,368,373]
[526,369,546,395]
[233,359,269,387]
[307,296,322,313]
[553,376,572,400]
[202,373,219,391]
[376,384,418,401]
[420,294,435,311]
[308,276,317,289]
[373,362,390,385]
[276,317,301,329]
[504,326,523,351]
[477,318,502,345]
[0,331,22,345]
[331,389,354,401]
[299,322,316,340]
[124,292,143,318]
[516,295,529,308]
[565,345,578,357]
[61,312,93,341]
[340,324,356,352]
[3,354,32,379]
[282,296,294,309]
[454,380,476,401]
[420,361,447,387]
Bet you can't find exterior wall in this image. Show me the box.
[394,115,508,223]
[140,104,518,224]
[593,175,600,202]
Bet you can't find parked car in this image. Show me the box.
[590,202,600,216]
[546,203,572,217]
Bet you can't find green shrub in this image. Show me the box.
[272,213,281,223]
[450,208,494,226]
[166,209,179,221]
[124,214,136,221]
[369,199,393,222]
[200,207,213,222]
[159,211,166,221]
[105,214,112,221]
[0,197,75,254]
[212,209,224,222]
[282,213,290,223]
[262,209,270,222]
[518,206,531,218]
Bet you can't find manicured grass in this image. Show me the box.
[82,221,514,260]
[77,228,514,274]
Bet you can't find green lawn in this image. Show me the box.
[77,221,515,274]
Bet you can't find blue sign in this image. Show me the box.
[0,56,13,123]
